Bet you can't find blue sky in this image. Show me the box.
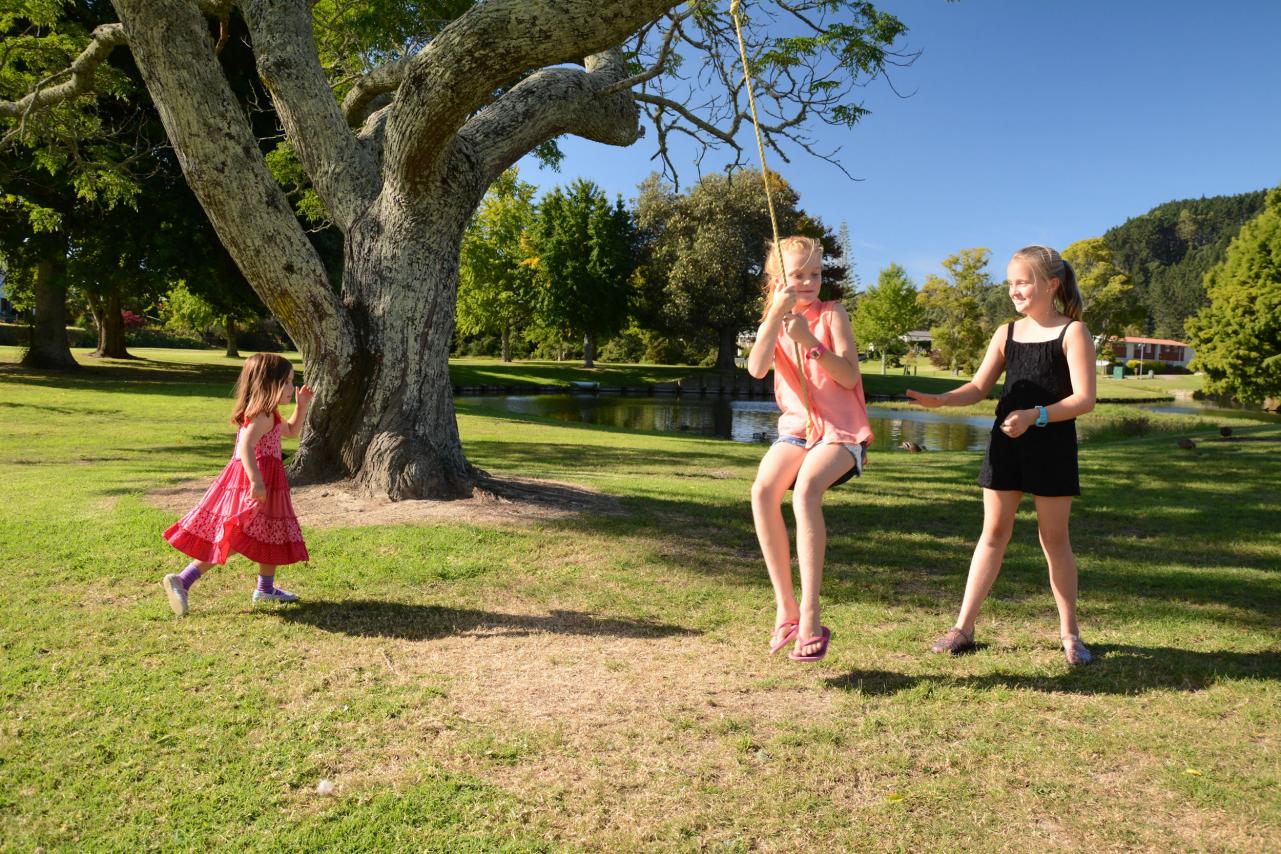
[518,1,1281,286]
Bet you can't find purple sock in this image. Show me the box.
[177,563,203,591]
[257,574,275,594]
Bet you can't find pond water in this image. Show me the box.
[466,394,996,451]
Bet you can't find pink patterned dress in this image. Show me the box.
[164,410,309,566]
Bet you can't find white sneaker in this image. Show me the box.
[161,574,189,617]
[252,587,300,604]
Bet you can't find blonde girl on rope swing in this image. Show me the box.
[746,236,873,663]
[732,0,874,662]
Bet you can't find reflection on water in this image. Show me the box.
[469,394,995,451]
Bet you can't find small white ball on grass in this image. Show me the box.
[317,778,335,795]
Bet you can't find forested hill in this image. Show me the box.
[1102,189,1268,339]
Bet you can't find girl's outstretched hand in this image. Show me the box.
[906,389,943,409]
[297,384,314,405]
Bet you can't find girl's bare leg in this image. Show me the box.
[790,444,858,656]
[1032,495,1080,638]
[954,488,1022,636]
[751,443,807,632]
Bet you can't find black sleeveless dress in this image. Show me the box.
[978,321,1080,496]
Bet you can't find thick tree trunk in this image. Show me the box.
[289,199,475,500]
[89,287,131,359]
[501,323,511,362]
[714,325,738,371]
[224,316,239,358]
[20,239,77,370]
[113,0,662,500]
[583,331,596,368]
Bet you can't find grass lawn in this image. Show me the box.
[2,347,1279,851]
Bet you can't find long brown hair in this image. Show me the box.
[231,353,294,426]
[1011,244,1083,321]
[759,235,823,321]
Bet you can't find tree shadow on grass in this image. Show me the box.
[272,599,700,642]
[826,644,1281,696]
[0,360,243,397]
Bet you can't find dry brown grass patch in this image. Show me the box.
[145,472,622,529]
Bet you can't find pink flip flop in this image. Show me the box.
[770,620,799,655]
[789,626,832,662]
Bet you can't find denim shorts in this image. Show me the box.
[774,434,866,483]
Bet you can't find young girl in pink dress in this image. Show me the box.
[161,353,311,616]
[747,236,874,662]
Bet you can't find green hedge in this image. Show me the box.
[0,323,213,350]
[1124,359,1190,375]
[0,323,95,347]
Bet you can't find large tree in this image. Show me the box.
[4,0,910,498]
[1186,187,1281,406]
[0,1,135,368]
[851,262,921,375]
[456,167,538,363]
[636,170,803,370]
[529,179,635,368]
[635,171,844,369]
[1062,236,1143,352]
[919,248,990,374]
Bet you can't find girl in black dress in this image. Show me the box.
[906,245,1097,665]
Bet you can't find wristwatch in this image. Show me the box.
[1034,405,1049,427]
[807,342,827,360]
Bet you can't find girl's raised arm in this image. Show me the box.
[747,279,795,379]
[906,325,1007,409]
[282,384,313,439]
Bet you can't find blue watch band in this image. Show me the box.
[1034,405,1049,427]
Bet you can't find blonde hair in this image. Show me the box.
[759,235,823,320]
[231,352,294,426]
[1011,244,1083,321]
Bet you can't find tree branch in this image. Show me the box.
[617,1,913,184]
[113,0,355,379]
[0,24,127,120]
[241,0,378,232]
[340,59,408,128]
[601,10,690,96]
[460,49,643,188]
[633,91,740,147]
[385,0,679,191]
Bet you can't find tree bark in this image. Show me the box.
[288,195,477,499]
[20,237,78,370]
[715,325,738,371]
[583,331,596,368]
[224,315,239,358]
[88,287,131,359]
[501,323,511,363]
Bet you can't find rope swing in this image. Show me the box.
[730,0,815,438]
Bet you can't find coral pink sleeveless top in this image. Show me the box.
[773,299,874,449]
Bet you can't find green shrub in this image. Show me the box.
[0,323,94,347]
[124,328,210,349]
[1123,359,1190,375]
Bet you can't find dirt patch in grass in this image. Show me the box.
[145,471,622,529]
